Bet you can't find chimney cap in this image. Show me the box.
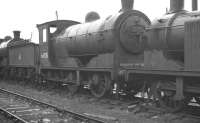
[13,30,21,40]
[13,30,21,33]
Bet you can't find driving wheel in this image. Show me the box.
[90,74,111,98]
[152,82,186,112]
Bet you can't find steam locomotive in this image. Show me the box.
[1,0,200,111]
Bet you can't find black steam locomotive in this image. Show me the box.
[1,0,200,111]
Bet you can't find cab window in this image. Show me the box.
[50,27,57,33]
[43,29,47,43]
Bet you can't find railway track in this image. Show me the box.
[180,103,200,119]
[0,88,107,123]
[135,99,200,120]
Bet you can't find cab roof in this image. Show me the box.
[37,20,80,28]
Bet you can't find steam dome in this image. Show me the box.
[85,11,100,22]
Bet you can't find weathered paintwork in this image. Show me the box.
[37,20,80,67]
[148,11,200,51]
[147,11,200,64]
[8,43,39,67]
[54,10,150,58]
[185,18,200,70]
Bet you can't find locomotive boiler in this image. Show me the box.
[52,4,150,65]
[146,0,200,70]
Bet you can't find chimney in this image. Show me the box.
[121,0,134,12]
[192,0,198,11]
[170,0,184,13]
[13,31,21,40]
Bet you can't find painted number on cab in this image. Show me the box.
[41,52,48,59]
[18,53,22,60]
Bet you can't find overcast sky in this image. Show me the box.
[0,0,198,43]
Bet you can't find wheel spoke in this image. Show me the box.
[90,74,111,98]
[151,82,187,112]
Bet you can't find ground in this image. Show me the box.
[0,81,199,123]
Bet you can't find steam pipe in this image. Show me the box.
[121,0,134,11]
[170,0,184,13]
[192,0,198,11]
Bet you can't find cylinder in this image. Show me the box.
[192,0,198,11]
[170,0,184,13]
[121,0,134,11]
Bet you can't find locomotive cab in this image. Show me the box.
[37,20,80,67]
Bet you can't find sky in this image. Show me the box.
[0,0,198,43]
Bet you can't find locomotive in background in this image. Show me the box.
[143,0,200,111]
[0,31,38,81]
[1,0,200,112]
